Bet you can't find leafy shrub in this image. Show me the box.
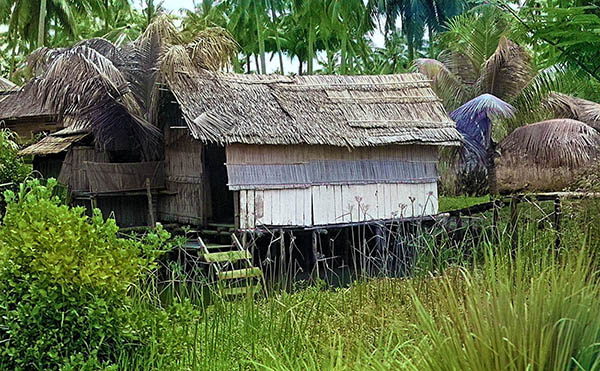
[0,179,169,370]
[0,129,29,186]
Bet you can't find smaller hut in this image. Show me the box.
[497,119,600,192]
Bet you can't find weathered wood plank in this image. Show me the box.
[239,190,248,229]
[247,190,255,228]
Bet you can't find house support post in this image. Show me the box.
[146,178,155,227]
[311,231,319,281]
[279,229,286,289]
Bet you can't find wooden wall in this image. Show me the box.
[3,119,57,141]
[158,129,210,225]
[229,144,440,229]
[58,146,109,191]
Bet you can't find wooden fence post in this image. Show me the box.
[509,197,519,253]
[492,199,499,243]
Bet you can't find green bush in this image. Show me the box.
[0,129,29,186]
[0,179,169,370]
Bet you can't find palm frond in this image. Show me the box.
[438,50,479,87]
[451,93,515,123]
[476,37,534,101]
[30,45,161,160]
[544,92,600,131]
[160,45,196,82]
[414,58,470,111]
[133,14,183,48]
[187,27,237,71]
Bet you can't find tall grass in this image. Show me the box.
[116,201,600,370]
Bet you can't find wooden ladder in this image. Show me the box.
[199,234,264,298]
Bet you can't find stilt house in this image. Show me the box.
[158,71,460,229]
[14,69,460,229]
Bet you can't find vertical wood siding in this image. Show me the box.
[158,131,209,225]
[238,182,438,228]
[230,144,440,229]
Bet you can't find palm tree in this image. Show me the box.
[328,0,374,74]
[414,6,535,112]
[22,15,237,159]
[372,0,472,61]
[0,0,108,49]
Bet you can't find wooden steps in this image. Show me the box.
[202,250,252,263]
[218,267,262,280]
[197,234,264,299]
[219,284,262,297]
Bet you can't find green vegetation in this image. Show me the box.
[0,129,29,186]
[2,178,597,369]
[439,195,490,211]
[0,179,169,369]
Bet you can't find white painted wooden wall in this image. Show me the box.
[238,182,438,229]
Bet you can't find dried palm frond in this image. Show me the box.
[30,45,161,160]
[160,45,196,82]
[0,76,17,91]
[127,15,184,127]
[187,27,237,72]
[133,14,183,49]
[74,38,125,66]
[476,37,535,102]
[27,47,66,77]
[500,119,600,169]
[438,50,479,87]
[543,92,600,131]
[414,58,470,111]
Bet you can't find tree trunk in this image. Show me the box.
[38,0,47,47]
[298,58,303,75]
[254,54,260,74]
[341,36,347,74]
[254,1,267,74]
[428,26,435,58]
[246,54,251,74]
[269,3,285,74]
[307,26,315,74]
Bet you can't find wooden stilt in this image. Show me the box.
[279,229,286,287]
[311,231,319,281]
[146,178,155,227]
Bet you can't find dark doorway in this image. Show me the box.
[205,144,234,223]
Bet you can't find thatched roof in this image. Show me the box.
[497,119,600,192]
[499,119,600,168]
[0,77,17,92]
[166,71,461,147]
[19,131,90,156]
[544,92,600,131]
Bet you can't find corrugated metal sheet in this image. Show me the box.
[227,160,437,190]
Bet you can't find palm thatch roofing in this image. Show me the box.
[544,92,600,131]
[497,119,600,192]
[166,71,461,147]
[0,77,17,92]
[19,130,90,156]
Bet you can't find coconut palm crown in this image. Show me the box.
[12,14,237,160]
